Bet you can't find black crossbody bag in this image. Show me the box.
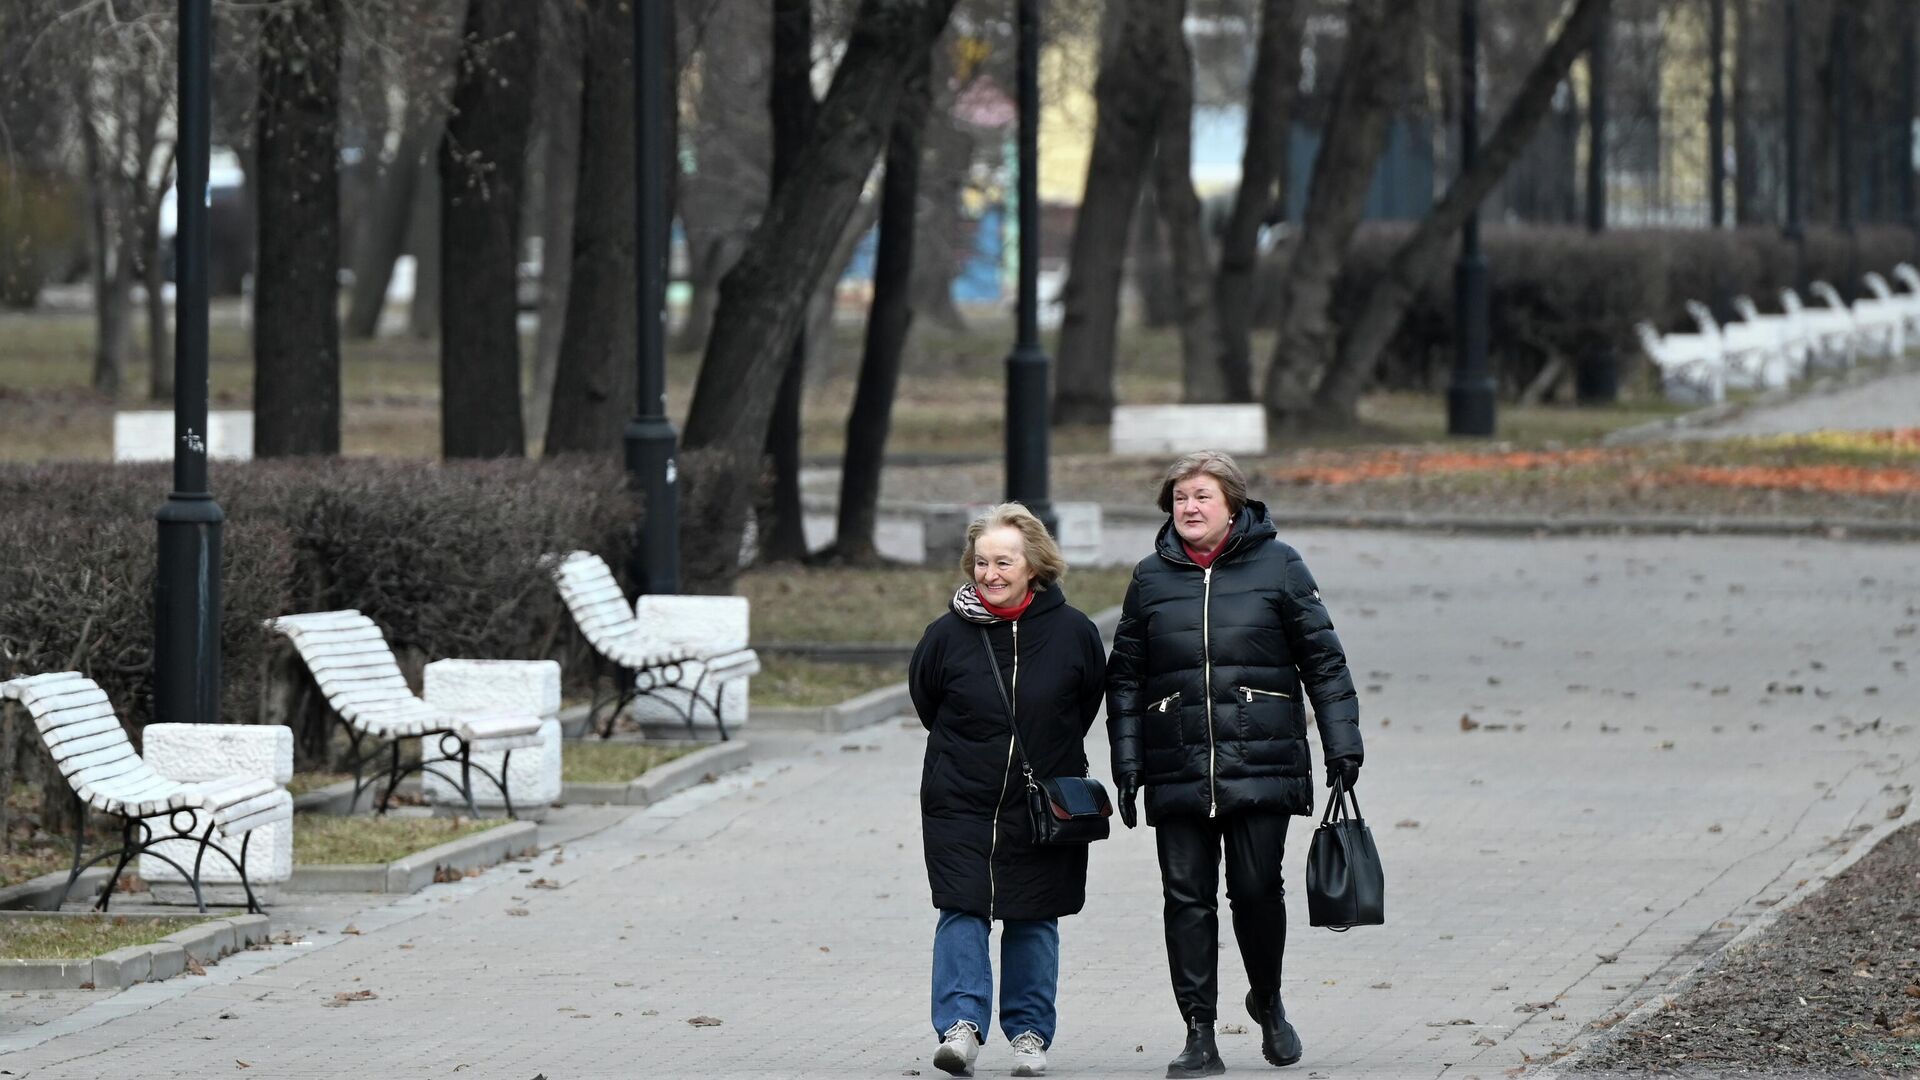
[979,628,1112,845]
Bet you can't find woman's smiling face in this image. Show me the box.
[972,525,1033,607]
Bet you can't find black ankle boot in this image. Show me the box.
[1165,1019,1226,1079]
[1246,988,1304,1067]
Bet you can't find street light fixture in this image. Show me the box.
[626,0,680,594]
[1447,0,1495,437]
[1005,0,1056,535]
[154,0,224,725]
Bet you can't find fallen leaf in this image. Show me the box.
[641,1009,659,1016]
[341,925,362,936]
[1475,1035,1498,1046]
[1395,820,1420,829]
[1707,824,1723,833]
[506,908,530,917]
[186,957,207,976]
[1219,1023,1248,1035]
[332,990,377,1003]
[1370,982,1392,989]
[687,1015,723,1027]
[235,1061,250,1070]
[1597,953,1618,963]
[530,878,564,890]
[1460,714,1481,732]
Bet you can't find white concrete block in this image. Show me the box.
[1109,404,1267,456]
[1055,502,1104,566]
[113,410,254,463]
[627,595,753,733]
[421,660,563,810]
[139,724,292,887]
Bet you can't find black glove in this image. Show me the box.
[1117,773,1140,829]
[1325,756,1360,792]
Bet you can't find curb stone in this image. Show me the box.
[1533,786,1920,1077]
[0,911,270,991]
[558,740,751,806]
[284,820,538,894]
[0,868,111,912]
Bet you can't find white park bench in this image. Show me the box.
[1688,299,1779,394]
[1728,295,1799,390]
[1795,283,1859,371]
[550,550,761,740]
[1637,302,1725,404]
[0,672,291,913]
[1894,263,1920,339]
[266,611,543,815]
[1851,274,1905,362]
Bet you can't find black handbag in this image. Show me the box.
[979,629,1112,845]
[1306,778,1385,930]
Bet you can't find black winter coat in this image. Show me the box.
[910,583,1107,920]
[1107,501,1362,825]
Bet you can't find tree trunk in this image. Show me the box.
[528,0,585,444]
[254,0,343,457]
[1052,0,1179,425]
[756,0,823,565]
[833,46,933,565]
[1153,21,1227,403]
[439,0,538,458]
[1213,0,1300,402]
[1261,0,1411,429]
[906,44,969,334]
[344,117,433,339]
[1314,0,1610,423]
[408,154,440,338]
[678,0,958,591]
[139,154,174,400]
[544,0,634,456]
[76,75,126,398]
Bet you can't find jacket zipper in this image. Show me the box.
[1203,565,1217,818]
[1237,685,1292,702]
[988,620,1020,920]
[1152,691,1180,712]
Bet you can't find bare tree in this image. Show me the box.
[1052,0,1182,425]
[438,0,538,458]
[527,0,585,442]
[1314,0,1611,422]
[1212,0,1301,402]
[1261,0,1415,429]
[544,0,634,456]
[1152,19,1228,403]
[677,0,959,590]
[254,0,344,456]
[830,44,934,565]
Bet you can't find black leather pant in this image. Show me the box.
[1154,811,1290,1023]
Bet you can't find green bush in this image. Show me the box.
[0,456,637,735]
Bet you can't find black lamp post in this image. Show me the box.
[1447,0,1494,437]
[1005,0,1055,534]
[1576,0,1617,404]
[625,0,679,594]
[1905,15,1917,253]
[1785,0,1806,290]
[153,0,224,725]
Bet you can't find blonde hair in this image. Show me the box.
[1157,450,1250,515]
[960,503,1067,588]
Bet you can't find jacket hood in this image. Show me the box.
[951,580,1067,624]
[1154,499,1278,566]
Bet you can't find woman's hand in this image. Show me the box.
[1118,773,1141,829]
[1325,756,1360,791]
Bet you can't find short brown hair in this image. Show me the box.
[1157,450,1250,515]
[959,502,1068,588]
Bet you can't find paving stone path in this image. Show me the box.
[2,529,1915,1079]
[1675,366,1920,439]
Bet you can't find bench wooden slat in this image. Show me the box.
[39,710,121,744]
[59,741,140,777]
[19,684,109,715]
[49,728,131,761]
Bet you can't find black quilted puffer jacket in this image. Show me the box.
[1106,501,1362,825]
[910,583,1107,920]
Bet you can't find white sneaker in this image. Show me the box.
[934,1020,981,1077]
[1009,1030,1048,1077]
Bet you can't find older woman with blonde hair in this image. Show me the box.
[909,503,1108,1078]
[1108,450,1364,1077]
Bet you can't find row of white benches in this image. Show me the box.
[1638,264,1920,404]
[3,551,758,913]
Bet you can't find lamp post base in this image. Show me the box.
[623,416,680,596]
[1004,341,1056,536]
[154,492,225,725]
[1446,380,1498,438]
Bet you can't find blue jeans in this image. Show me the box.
[931,910,1060,1047]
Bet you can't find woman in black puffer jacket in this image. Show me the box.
[1107,451,1364,1077]
[910,503,1107,1079]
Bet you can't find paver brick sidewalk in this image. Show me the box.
[2,530,1915,1078]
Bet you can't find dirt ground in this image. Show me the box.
[1572,818,1920,1076]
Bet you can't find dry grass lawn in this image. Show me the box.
[0,915,216,960]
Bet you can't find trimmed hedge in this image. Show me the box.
[0,457,639,809]
[1144,223,1917,397]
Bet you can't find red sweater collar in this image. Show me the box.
[1181,534,1231,568]
[980,590,1036,621]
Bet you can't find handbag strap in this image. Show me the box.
[1320,776,1363,826]
[978,627,1039,791]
